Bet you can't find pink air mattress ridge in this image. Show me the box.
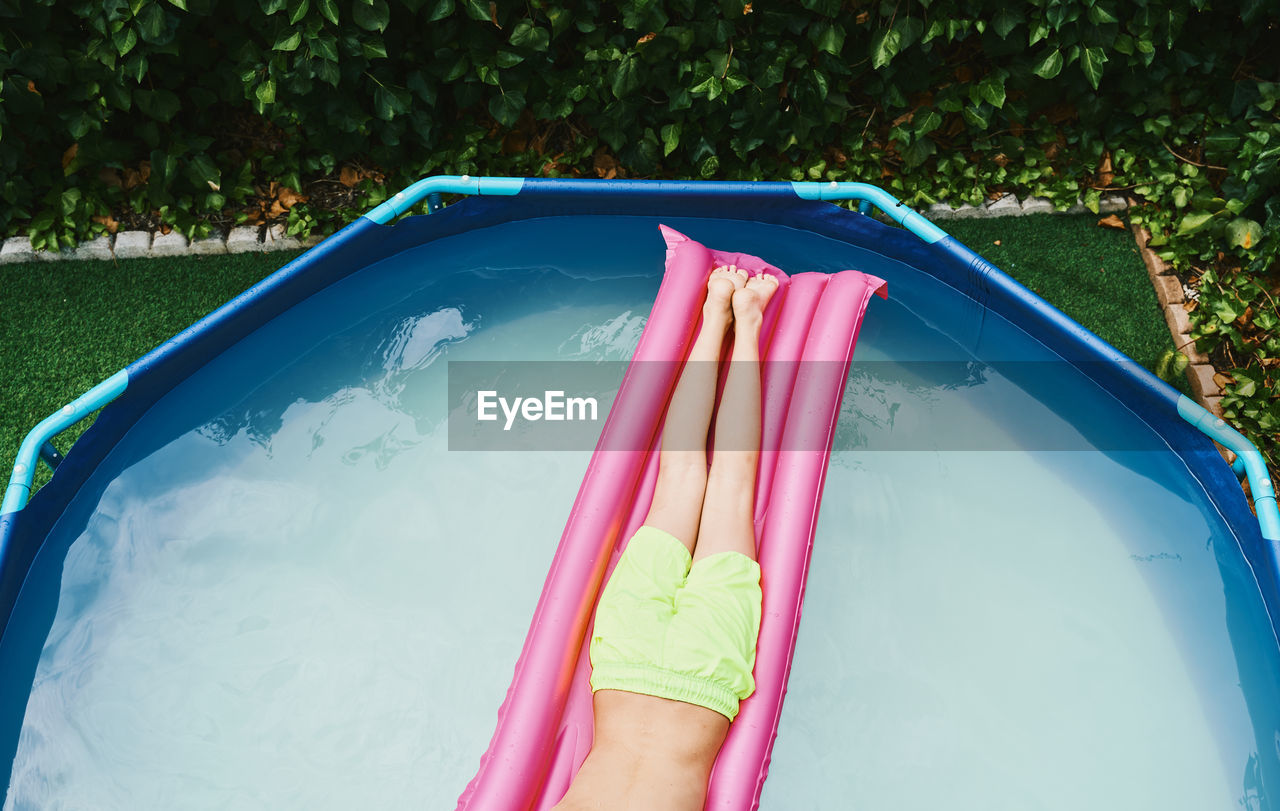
[457,225,887,810]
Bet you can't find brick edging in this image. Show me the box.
[1131,222,1225,416]
[1128,220,1256,490]
[0,224,322,264]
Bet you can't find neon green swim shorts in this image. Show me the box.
[589,525,763,721]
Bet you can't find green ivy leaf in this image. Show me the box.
[427,0,454,21]
[809,21,844,55]
[1177,210,1214,234]
[1211,298,1241,324]
[1156,348,1190,381]
[661,123,680,156]
[166,0,187,9]
[897,18,924,49]
[137,3,167,41]
[914,109,942,137]
[1032,48,1062,79]
[442,55,468,82]
[509,19,549,51]
[113,26,138,57]
[1081,47,1107,90]
[288,0,309,24]
[1088,3,1119,25]
[29,210,55,234]
[962,103,990,130]
[1226,217,1262,250]
[352,0,389,32]
[60,188,81,217]
[374,84,410,120]
[255,78,276,106]
[979,76,1005,108]
[870,27,902,69]
[406,70,436,103]
[690,75,721,101]
[902,137,936,168]
[496,50,523,68]
[135,88,181,121]
[488,89,526,126]
[310,35,338,61]
[184,153,221,189]
[1028,20,1049,46]
[149,148,179,190]
[611,54,640,99]
[318,0,339,23]
[66,111,95,140]
[991,7,1022,38]
[274,29,303,51]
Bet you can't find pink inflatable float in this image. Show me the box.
[457,225,887,810]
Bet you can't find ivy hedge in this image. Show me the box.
[0,0,1277,467]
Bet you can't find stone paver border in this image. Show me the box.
[0,193,1127,265]
[0,224,321,265]
[924,193,1128,220]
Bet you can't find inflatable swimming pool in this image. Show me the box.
[2,178,1278,809]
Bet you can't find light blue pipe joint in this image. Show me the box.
[39,441,63,471]
[1233,455,1248,480]
[1177,395,1280,541]
[477,176,524,195]
[790,181,947,244]
[363,175,525,225]
[2,369,129,515]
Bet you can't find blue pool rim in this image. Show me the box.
[1,177,1278,785]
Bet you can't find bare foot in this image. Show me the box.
[706,264,748,325]
[732,273,779,328]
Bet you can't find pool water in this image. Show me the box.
[4,216,1278,810]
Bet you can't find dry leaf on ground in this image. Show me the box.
[1097,150,1114,187]
[276,187,307,209]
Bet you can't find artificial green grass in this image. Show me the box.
[942,213,1179,373]
[1,250,302,492]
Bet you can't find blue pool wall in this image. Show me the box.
[0,190,1274,791]
[1,189,1271,647]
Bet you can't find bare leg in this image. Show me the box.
[643,265,747,553]
[693,274,778,563]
